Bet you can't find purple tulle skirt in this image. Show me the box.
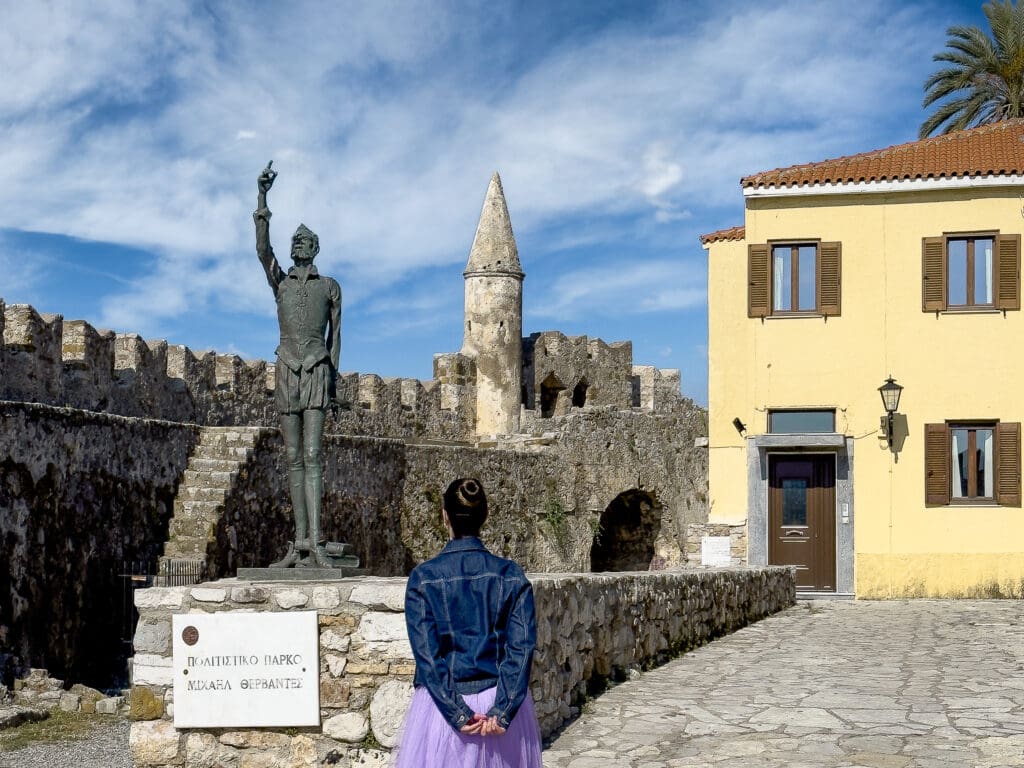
[391,686,543,768]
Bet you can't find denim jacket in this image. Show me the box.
[404,537,536,731]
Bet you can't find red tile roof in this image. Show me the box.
[700,225,745,245]
[741,119,1024,190]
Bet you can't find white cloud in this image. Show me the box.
[0,0,941,334]
[639,143,684,199]
[530,260,706,321]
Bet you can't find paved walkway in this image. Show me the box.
[544,600,1024,768]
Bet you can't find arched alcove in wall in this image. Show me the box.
[590,489,662,572]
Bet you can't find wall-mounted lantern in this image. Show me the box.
[732,417,746,436]
[878,376,904,448]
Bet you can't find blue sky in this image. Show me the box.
[0,0,990,405]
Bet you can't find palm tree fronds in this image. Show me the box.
[920,0,1024,136]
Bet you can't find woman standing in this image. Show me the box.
[394,478,543,768]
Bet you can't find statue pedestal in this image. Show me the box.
[237,566,364,581]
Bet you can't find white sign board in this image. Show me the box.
[701,536,732,567]
[172,611,319,728]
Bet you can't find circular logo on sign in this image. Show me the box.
[182,625,199,646]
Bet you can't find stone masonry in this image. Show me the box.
[128,567,795,767]
[160,426,273,574]
[0,401,199,688]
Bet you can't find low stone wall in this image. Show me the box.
[129,567,794,767]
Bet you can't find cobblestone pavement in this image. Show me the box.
[544,600,1024,768]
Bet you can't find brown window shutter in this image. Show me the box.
[995,234,1020,311]
[924,423,950,506]
[995,422,1021,507]
[922,237,946,311]
[748,244,770,318]
[817,241,841,316]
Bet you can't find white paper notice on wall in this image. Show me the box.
[701,536,732,567]
[171,611,320,728]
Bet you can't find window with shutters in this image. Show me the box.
[922,232,1020,312]
[748,241,841,318]
[924,421,1021,507]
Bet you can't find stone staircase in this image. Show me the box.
[159,426,270,584]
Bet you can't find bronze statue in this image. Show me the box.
[255,161,341,568]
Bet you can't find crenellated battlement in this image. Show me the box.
[0,300,476,438]
[520,331,681,426]
[631,365,683,414]
[0,301,681,440]
[522,331,633,416]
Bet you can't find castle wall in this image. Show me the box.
[203,400,707,579]
[0,397,708,690]
[0,302,691,446]
[0,402,199,689]
[207,436,561,577]
[0,301,476,440]
[207,433,412,579]
[553,400,709,570]
[0,299,5,392]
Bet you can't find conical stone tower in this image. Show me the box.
[462,172,524,436]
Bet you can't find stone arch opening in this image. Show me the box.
[590,489,662,572]
[540,373,566,418]
[572,378,588,408]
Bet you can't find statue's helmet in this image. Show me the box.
[291,223,320,259]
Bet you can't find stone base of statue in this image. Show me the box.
[240,541,363,580]
[238,566,364,580]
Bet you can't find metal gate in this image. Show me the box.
[120,559,206,651]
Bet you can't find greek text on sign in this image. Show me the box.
[172,611,319,727]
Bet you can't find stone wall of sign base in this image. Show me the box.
[129,567,794,767]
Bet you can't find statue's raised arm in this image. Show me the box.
[254,160,284,291]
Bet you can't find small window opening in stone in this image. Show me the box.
[499,321,504,329]
[466,320,471,332]
[630,375,642,407]
[540,373,565,418]
[572,380,588,408]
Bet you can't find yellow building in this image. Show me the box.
[702,121,1024,598]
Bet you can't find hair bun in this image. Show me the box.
[443,477,489,536]
[454,479,484,514]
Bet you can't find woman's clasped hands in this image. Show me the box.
[460,713,507,736]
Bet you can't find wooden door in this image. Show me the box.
[768,455,836,592]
